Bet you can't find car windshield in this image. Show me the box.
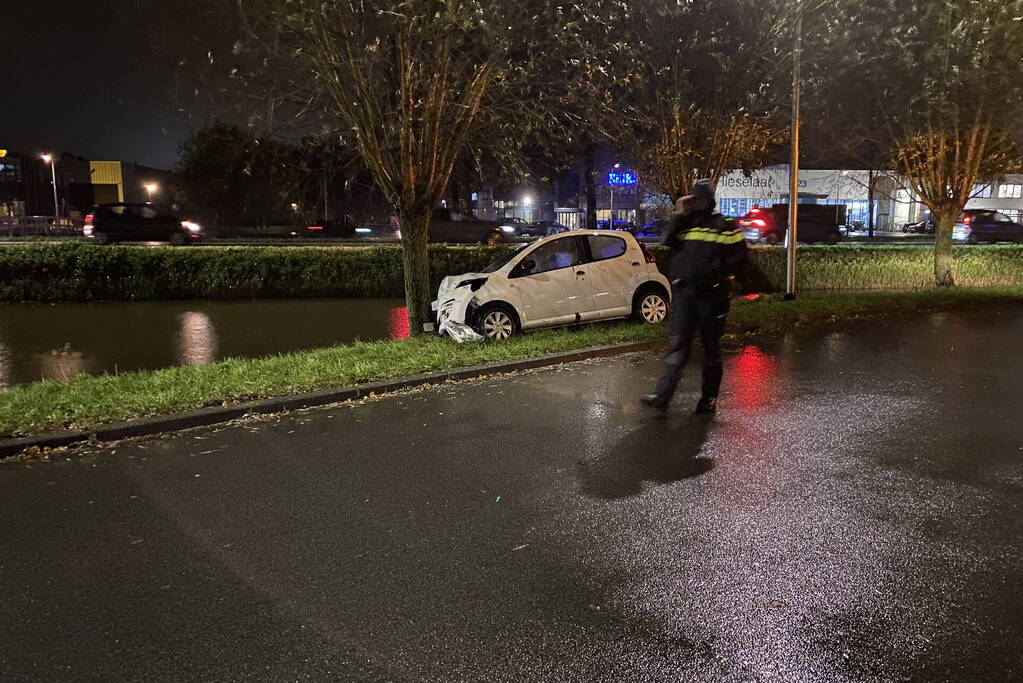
[481,243,528,273]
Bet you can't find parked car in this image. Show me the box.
[84,203,203,245]
[525,219,572,237]
[497,215,532,236]
[597,218,635,232]
[740,204,844,245]
[393,209,511,244]
[636,219,669,239]
[431,230,670,340]
[901,217,936,234]
[953,210,1023,243]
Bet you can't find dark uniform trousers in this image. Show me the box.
[652,281,731,404]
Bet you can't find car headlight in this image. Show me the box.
[500,226,516,234]
[456,277,488,292]
[181,221,202,233]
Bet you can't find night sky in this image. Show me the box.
[7,1,206,169]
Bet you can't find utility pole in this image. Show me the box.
[784,5,802,301]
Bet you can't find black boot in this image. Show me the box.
[641,394,668,413]
[694,397,717,414]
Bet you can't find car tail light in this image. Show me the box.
[639,242,657,264]
[751,219,767,228]
[307,225,324,231]
[84,214,93,226]
[963,216,971,224]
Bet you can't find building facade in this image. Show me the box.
[0,152,177,219]
[714,165,1023,229]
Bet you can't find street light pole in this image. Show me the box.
[784,5,802,301]
[42,154,59,220]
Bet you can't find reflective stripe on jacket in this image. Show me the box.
[664,212,748,289]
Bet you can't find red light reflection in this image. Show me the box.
[388,307,410,339]
[743,294,760,301]
[730,344,778,409]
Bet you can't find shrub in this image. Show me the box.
[1,242,1021,303]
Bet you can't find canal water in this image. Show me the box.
[0,298,406,388]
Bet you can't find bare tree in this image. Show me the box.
[628,0,798,199]
[882,0,1023,285]
[218,1,551,332]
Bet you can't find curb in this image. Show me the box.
[0,340,663,460]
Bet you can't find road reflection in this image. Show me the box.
[177,311,218,366]
[730,344,779,409]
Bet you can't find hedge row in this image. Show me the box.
[1,243,1022,303]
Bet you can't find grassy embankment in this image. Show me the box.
[2,287,1021,439]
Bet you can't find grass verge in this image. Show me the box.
[1,287,1021,438]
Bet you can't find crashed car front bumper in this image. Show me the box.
[431,289,480,336]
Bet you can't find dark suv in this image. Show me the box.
[740,204,844,245]
[85,203,203,245]
[953,210,1023,244]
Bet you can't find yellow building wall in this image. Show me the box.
[89,161,124,202]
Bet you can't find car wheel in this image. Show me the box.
[967,234,979,245]
[764,232,780,245]
[825,231,840,245]
[475,303,519,340]
[633,287,669,324]
[169,232,188,246]
[92,230,111,245]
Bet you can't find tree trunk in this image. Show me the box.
[584,144,598,230]
[933,211,956,287]
[399,209,433,334]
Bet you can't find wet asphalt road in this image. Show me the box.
[2,307,1023,682]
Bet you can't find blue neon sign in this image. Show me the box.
[607,171,638,186]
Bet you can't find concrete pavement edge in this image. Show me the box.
[0,340,663,460]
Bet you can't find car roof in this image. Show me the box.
[548,229,633,237]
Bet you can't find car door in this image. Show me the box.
[991,212,1017,242]
[101,205,130,239]
[973,212,996,241]
[508,235,593,328]
[581,233,635,320]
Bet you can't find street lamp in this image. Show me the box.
[144,183,159,204]
[40,153,59,220]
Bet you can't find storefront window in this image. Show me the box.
[998,184,1022,199]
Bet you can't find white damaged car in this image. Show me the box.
[432,230,671,340]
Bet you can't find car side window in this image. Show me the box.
[139,207,158,219]
[993,212,1012,223]
[586,235,627,262]
[524,237,582,275]
[109,206,127,216]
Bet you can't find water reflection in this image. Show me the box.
[389,307,410,339]
[0,340,10,390]
[177,311,218,366]
[36,343,88,383]
[0,298,403,387]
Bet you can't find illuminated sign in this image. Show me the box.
[607,171,638,186]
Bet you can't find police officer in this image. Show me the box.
[642,179,748,413]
